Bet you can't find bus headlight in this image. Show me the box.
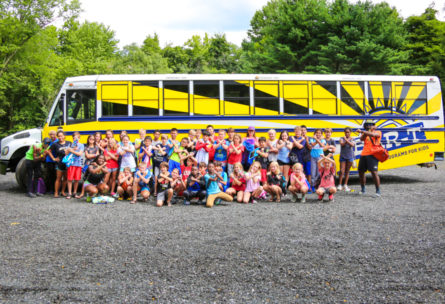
[1,146,9,156]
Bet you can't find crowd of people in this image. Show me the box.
[24,123,383,207]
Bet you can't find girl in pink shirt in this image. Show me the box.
[316,155,337,202]
[243,161,263,204]
[288,163,309,203]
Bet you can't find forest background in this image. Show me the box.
[1,0,444,137]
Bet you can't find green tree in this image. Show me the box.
[242,0,409,74]
[405,7,445,85]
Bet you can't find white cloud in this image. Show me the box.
[78,0,445,49]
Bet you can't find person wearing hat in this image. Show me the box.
[24,138,51,198]
[357,121,382,196]
[242,126,259,170]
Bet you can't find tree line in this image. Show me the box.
[1,0,444,137]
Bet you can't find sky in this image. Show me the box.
[78,0,445,49]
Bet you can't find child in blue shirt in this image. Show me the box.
[309,128,326,191]
[66,131,84,199]
[204,162,233,208]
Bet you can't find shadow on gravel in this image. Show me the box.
[347,174,423,185]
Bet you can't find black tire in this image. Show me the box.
[15,157,27,190]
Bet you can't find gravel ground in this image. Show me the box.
[0,164,444,303]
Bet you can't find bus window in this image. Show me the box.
[101,84,128,116]
[193,81,220,115]
[395,83,427,115]
[66,90,96,124]
[224,81,250,115]
[164,81,189,116]
[340,82,365,115]
[133,81,159,116]
[49,94,64,126]
[312,81,337,115]
[254,82,279,115]
[367,81,391,113]
[283,82,309,114]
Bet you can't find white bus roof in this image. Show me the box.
[65,74,439,83]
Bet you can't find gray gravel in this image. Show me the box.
[0,164,444,303]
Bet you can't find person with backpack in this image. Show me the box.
[25,138,51,198]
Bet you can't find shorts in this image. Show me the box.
[318,186,334,194]
[260,169,267,184]
[277,160,290,166]
[358,155,379,172]
[107,167,118,173]
[56,162,67,171]
[340,156,354,163]
[67,166,82,181]
[121,182,129,191]
[157,189,170,202]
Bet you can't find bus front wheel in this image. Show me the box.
[15,157,27,190]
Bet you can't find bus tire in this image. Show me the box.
[15,157,27,190]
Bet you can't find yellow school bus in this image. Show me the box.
[1,74,444,186]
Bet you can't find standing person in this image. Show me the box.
[195,130,212,165]
[309,129,326,192]
[338,127,355,192]
[51,131,71,198]
[138,136,153,170]
[227,134,244,176]
[167,128,179,158]
[227,128,235,144]
[276,131,293,184]
[134,128,147,157]
[94,132,102,147]
[242,126,258,171]
[169,137,188,174]
[77,135,99,199]
[104,138,119,197]
[66,131,84,199]
[357,122,382,196]
[255,137,269,185]
[267,129,279,164]
[323,128,336,158]
[204,162,234,208]
[118,135,136,173]
[105,129,114,142]
[24,138,50,197]
[289,126,306,166]
[213,129,229,172]
[152,130,161,147]
[44,130,57,194]
[300,125,312,189]
[206,125,218,141]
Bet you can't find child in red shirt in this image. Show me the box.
[227,134,245,177]
[104,138,119,197]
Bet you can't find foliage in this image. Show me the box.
[0,0,444,137]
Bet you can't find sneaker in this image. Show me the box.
[118,196,124,201]
[375,189,381,197]
[184,200,190,205]
[344,186,351,192]
[337,185,343,191]
[318,195,323,201]
[359,190,366,195]
[86,195,92,203]
[328,194,334,202]
[27,192,36,198]
[291,195,298,203]
[215,198,222,205]
[36,192,44,197]
[252,199,258,204]
[301,194,306,203]
[112,192,119,199]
